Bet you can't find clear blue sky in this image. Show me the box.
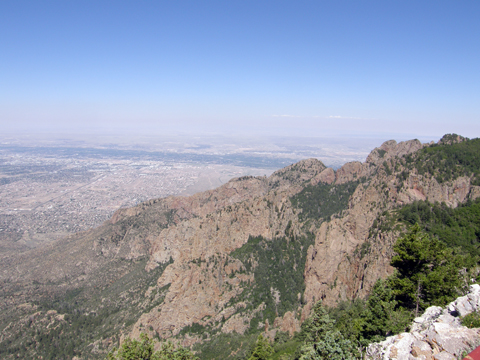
[1,1,479,139]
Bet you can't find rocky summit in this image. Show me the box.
[1,134,479,359]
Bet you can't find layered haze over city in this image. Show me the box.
[1,1,479,252]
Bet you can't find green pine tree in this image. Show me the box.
[361,279,410,341]
[298,302,358,359]
[248,335,274,360]
[107,333,156,360]
[106,333,198,360]
[299,302,335,344]
[299,331,356,360]
[389,224,465,313]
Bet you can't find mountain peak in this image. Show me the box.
[438,133,469,145]
[366,138,423,165]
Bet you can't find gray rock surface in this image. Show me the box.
[366,284,480,359]
[447,284,480,317]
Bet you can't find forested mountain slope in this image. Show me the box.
[0,134,479,359]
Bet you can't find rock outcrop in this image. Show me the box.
[366,139,424,166]
[366,284,480,360]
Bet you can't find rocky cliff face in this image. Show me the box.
[131,160,327,341]
[1,135,479,359]
[302,138,479,317]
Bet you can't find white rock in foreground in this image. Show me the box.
[366,284,480,359]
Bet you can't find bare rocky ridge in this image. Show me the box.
[302,139,479,317]
[0,135,479,358]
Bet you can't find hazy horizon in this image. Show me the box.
[1,1,479,141]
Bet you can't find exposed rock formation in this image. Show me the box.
[302,139,480,316]
[366,284,480,359]
[366,139,424,166]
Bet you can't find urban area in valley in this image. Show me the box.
[0,133,378,254]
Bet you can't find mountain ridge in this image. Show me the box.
[1,134,479,359]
